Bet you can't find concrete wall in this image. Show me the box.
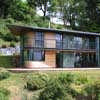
[24,31,56,68]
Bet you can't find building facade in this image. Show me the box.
[8,25,100,68]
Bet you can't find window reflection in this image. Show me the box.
[56,33,96,50]
[74,53,96,67]
[56,33,62,49]
[35,32,44,48]
[24,49,45,61]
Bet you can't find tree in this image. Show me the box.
[27,0,51,20]
[50,0,86,29]
[0,0,14,18]
[9,0,36,22]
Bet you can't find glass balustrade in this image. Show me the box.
[23,38,96,50]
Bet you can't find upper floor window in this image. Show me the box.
[89,38,96,49]
[35,32,44,48]
[35,32,44,40]
[56,33,62,49]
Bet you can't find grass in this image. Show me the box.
[0,70,100,100]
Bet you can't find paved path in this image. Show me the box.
[7,68,100,72]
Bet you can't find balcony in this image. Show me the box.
[24,39,56,49]
[23,39,96,51]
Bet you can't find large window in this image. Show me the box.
[24,49,45,61]
[74,53,96,67]
[56,33,62,49]
[89,38,96,49]
[62,34,96,50]
[33,50,44,61]
[35,32,44,48]
[73,37,82,49]
[23,32,45,61]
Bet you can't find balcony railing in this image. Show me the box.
[23,39,96,50]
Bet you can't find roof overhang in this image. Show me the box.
[7,24,100,37]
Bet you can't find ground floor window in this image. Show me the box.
[74,53,96,67]
[63,53,75,68]
[24,48,45,61]
[56,52,96,68]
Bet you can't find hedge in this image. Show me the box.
[0,56,20,68]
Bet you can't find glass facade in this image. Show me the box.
[63,53,75,68]
[56,33,62,49]
[56,33,96,67]
[21,31,97,68]
[24,49,45,61]
[23,32,45,61]
[56,33,96,50]
[57,52,96,68]
[35,32,44,48]
[74,53,96,67]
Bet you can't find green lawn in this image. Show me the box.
[0,70,100,100]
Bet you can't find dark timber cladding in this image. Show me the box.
[7,24,100,68]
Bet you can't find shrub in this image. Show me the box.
[74,74,89,85]
[25,73,49,91]
[10,42,15,47]
[83,82,100,100]
[1,44,7,48]
[0,87,10,100]
[57,73,75,85]
[0,56,16,68]
[38,79,76,100]
[3,33,14,42]
[0,68,10,80]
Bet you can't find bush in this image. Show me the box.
[25,73,49,91]
[83,82,100,100]
[74,74,89,85]
[57,73,75,85]
[0,87,10,100]
[10,42,15,47]
[1,44,7,48]
[3,33,14,42]
[38,79,76,100]
[0,56,16,68]
[0,68,10,80]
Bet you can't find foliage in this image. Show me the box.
[0,87,10,100]
[27,0,51,19]
[1,71,100,99]
[38,79,76,100]
[0,56,15,68]
[10,42,16,47]
[1,44,7,48]
[0,18,20,44]
[0,0,100,33]
[0,68,10,80]
[25,73,49,91]
[57,73,75,85]
[74,74,89,85]
[83,82,100,100]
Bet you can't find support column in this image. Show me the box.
[20,33,24,67]
[96,37,100,67]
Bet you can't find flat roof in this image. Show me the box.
[7,24,100,37]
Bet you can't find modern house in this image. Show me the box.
[8,25,100,68]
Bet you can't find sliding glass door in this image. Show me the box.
[63,53,75,68]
